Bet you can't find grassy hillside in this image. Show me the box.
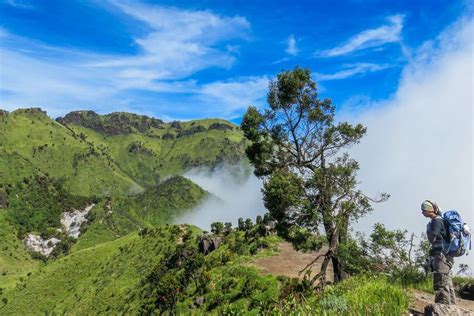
[1,223,410,315]
[1,225,281,314]
[0,212,39,291]
[57,111,245,184]
[0,109,139,196]
[73,176,209,251]
[0,108,247,194]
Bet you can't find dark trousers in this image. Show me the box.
[433,252,456,305]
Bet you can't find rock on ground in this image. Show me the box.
[424,303,473,315]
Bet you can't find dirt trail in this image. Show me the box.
[409,290,474,315]
[254,242,333,282]
[254,242,474,314]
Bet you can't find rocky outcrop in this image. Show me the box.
[61,204,95,238]
[170,121,182,129]
[24,204,95,256]
[56,111,164,135]
[0,109,8,117]
[127,141,154,156]
[208,122,233,131]
[198,234,222,254]
[424,303,471,315]
[178,125,206,137]
[24,234,61,257]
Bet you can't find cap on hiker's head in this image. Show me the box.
[421,200,435,212]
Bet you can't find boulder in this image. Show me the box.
[460,283,474,300]
[424,303,471,315]
[199,235,222,254]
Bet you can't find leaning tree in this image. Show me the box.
[241,66,387,286]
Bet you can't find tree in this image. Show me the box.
[241,66,388,286]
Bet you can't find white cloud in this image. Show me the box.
[174,164,266,231]
[285,35,298,56]
[197,76,269,118]
[0,2,254,119]
[93,2,250,81]
[2,0,34,9]
[315,63,390,81]
[345,15,473,267]
[320,14,404,57]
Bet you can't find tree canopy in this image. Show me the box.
[241,66,388,285]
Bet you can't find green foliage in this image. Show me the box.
[5,174,90,238]
[311,275,409,315]
[287,225,326,252]
[337,224,432,289]
[241,67,385,283]
[211,221,224,234]
[263,170,306,234]
[0,213,38,290]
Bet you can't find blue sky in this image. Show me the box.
[0,0,468,121]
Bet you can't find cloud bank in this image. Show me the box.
[174,164,266,231]
[346,16,473,267]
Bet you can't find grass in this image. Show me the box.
[0,108,247,196]
[0,109,139,196]
[0,225,281,314]
[0,213,39,291]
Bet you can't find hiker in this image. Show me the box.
[421,200,456,305]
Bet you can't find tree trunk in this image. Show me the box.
[331,255,348,282]
[321,220,348,284]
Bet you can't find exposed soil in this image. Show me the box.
[408,289,474,315]
[254,242,334,283]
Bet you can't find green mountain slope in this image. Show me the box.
[0,109,139,196]
[1,225,281,315]
[0,212,38,290]
[57,110,246,187]
[73,176,209,251]
[0,108,247,195]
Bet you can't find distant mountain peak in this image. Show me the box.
[56,110,165,135]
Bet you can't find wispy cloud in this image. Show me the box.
[94,2,250,81]
[0,1,258,119]
[314,63,390,81]
[197,76,269,117]
[319,14,404,57]
[2,0,34,9]
[285,35,298,56]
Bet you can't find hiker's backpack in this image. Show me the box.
[442,210,471,257]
